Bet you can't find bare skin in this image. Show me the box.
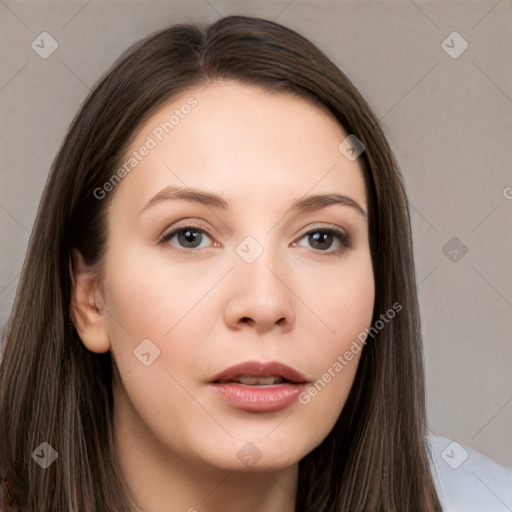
[71,80,375,512]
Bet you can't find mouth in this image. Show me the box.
[209,360,309,386]
[215,376,292,386]
[208,360,310,412]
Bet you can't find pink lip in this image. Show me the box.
[208,360,309,413]
[209,360,308,384]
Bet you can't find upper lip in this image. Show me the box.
[210,360,309,384]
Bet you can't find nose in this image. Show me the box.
[223,250,296,334]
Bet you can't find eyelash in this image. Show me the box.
[158,223,351,255]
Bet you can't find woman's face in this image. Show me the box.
[79,80,374,471]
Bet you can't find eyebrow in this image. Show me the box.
[139,185,367,219]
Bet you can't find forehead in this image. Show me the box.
[114,80,367,213]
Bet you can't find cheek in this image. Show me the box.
[103,256,217,445]
[293,252,374,415]
[298,249,374,347]
[101,248,231,393]
[103,244,224,338]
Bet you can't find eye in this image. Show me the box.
[159,224,213,252]
[295,226,351,254]
[159,223,351,255]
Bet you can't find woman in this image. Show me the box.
[0,14,510,512]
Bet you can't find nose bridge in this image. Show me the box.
[237,226,291,283]
[236,236,287,299]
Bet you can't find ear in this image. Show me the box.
[69,248,110,353]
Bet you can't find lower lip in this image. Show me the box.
[208,382,307,412]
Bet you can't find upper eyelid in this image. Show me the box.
[298,222,348,235]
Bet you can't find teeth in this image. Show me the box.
[236,376,285,385]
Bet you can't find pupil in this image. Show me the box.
[310,231,332,250]
[178,229,202,248]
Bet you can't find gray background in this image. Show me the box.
[1,0,511,467]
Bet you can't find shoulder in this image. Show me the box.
[426,433,512,512]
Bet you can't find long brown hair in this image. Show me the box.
[0,15,442,511]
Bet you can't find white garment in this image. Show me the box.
[426,434,512,512]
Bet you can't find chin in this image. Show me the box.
[195,433,315,473]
